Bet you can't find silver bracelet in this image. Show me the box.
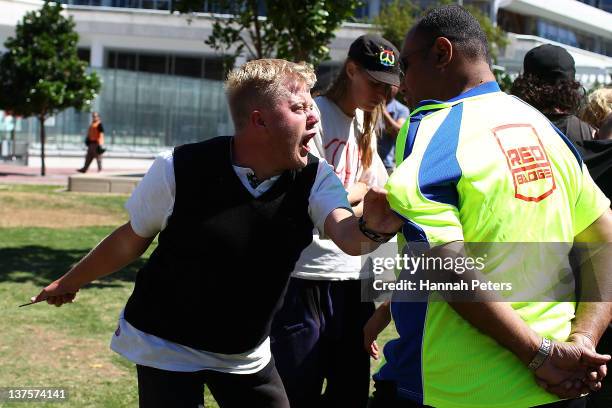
[528,337,552,371]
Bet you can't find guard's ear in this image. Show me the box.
[433,37,453,68]
[250,110,266,128]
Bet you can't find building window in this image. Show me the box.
[600,0,612,12]
[203,58,225,80]
[77,48,91,65]
[107,51,137,71]
[498,9,611,57]
[106,50,228,79]
[353,3,369,20]
[174,56,203,78]
[138,54,168,74]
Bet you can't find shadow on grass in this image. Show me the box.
[0,245,146,287]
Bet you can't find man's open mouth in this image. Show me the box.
[300,133,315,152]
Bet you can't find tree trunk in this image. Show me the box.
[249,0,263,58]
[10,116,16,159]
[39,115,46,176]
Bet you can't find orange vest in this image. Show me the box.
[87,121,104,145]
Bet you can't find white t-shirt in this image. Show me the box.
[292,96,390,281]
[111,148,351,373]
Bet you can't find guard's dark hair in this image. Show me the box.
[510,74,584,116]
[414,5,489,62]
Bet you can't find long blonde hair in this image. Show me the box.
[323,59,386,169]
[581,87,612,130]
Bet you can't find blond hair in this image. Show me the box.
[324,59,386,169]
[581,87,612,129]
[225,59,317,130]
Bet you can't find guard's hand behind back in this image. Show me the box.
[535,340,610,398]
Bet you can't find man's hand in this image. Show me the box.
[362,186,403,236]
[364,301,391,360]
[347,181,368,206]
[565,333,607,391]
[28,222,154,308]
[534,339,610,398]
[31,279,80,307]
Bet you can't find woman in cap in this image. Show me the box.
[271,34,400,408]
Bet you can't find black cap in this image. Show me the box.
[348,34,401,87]
[523,44,576,83]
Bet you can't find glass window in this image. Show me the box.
[203,0,234,14]
[105,51,238,79]
[600,0,612,12]
[77,48,91,65]
[174,56,203,78]
[353,3,369,20]
[138,54,168,74]
[116,52,137,71]
[203,57,225,80]
[140,0,171,10]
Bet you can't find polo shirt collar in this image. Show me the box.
[415,81,501,109]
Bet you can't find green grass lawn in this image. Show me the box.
[0,185,398,407]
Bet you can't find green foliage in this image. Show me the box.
[0,1,100,117]
[178,0,361,67]
[372,0,417,50]
[0,185,400,406]
[465,5,508,63]
[373,1,508,63]
[0,1,101,175]
[494,69,514,93]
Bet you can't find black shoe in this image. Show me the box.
[77,168,86,173]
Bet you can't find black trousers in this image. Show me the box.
[136,358,289,408]
[81,142,102,171]
[587,326,612,408]
[370,381,587,408]
[271,278,375,408]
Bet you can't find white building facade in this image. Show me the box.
[0,0,610,152]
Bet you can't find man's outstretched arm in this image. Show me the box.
[324,187,403,256]
[31,222,155,306]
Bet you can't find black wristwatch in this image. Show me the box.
[358,216,395,243]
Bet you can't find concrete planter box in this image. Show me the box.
[68,172,143,194]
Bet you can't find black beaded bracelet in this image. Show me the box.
[358,216,395,243]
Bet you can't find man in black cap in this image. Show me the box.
[511,44,595,149]
[271,34,400,408]
[511,44,612,198]
[513,45,612,408]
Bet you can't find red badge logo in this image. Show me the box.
[493,124,556,202]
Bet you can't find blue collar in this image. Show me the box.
[415,81,501,109]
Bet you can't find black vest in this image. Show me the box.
[124,136,317,353]
[552,114,612,199]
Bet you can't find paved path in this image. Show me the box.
[0,157,153,186]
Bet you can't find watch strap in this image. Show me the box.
[528,337,552,371]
